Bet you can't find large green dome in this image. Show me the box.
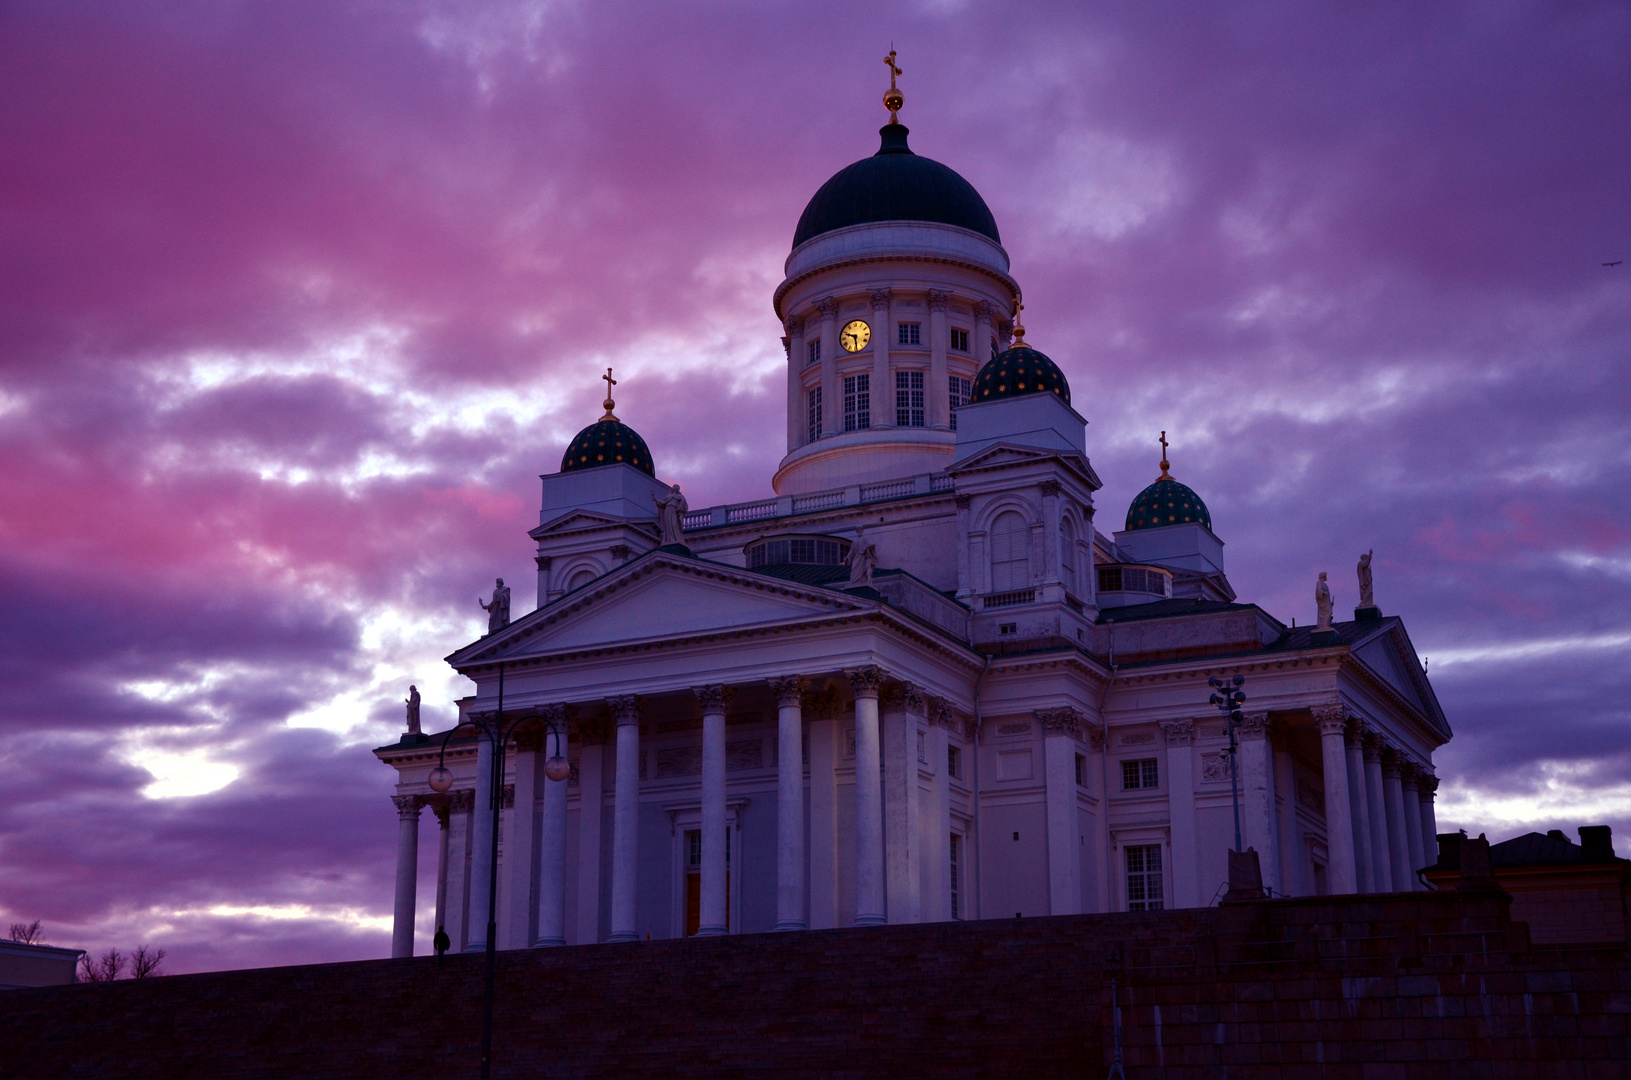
[969,342,1070,406]
[1125,476,1211,532]
[561,417,654,476]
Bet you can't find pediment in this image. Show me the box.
[532,509,645,538]
[450,556,867,666]
[1352,623,1451,738]
[950,442,1102,489]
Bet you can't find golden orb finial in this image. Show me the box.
[883,49,904,123]
[600,367,618,422]
[1011,298,1030,349]
[1158,431,1173,480]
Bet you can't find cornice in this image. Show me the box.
[774,253,1019,320]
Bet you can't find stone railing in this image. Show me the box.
[682,472,953,532]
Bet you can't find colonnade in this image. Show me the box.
[1313,705,1439,896]
[389,666,918,956]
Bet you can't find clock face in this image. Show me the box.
[839,319,871,353]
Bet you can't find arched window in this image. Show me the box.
[1060,517,1077,595]
[990,511,1031,591]
[567,568,597,592]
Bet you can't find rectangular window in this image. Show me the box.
[898,322,921,346]
[895,369,925,427]
[1121,758,1159,790]
[1075,753,1086,787]
[950,834,963,919]
[1126,844,1164,911]
[949,374,971,431]
[947,745,961,780]
[806,387,822,442]
[807,339,821,366]
[1098,566,1122,592]
[950,327,969,352]
[843,374,870,431]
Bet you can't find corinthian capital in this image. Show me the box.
[1035,707,1084,738]
[971,300,993,324]
[392,794,422,819]
[608,695,640,728]
[1417,773,1439,796]
[815,296,838,318]
[846,666,885,698]
[447,789,475,813]
[925,289,951,311]
[1159,719,1194,746]
[784,317,804,337]
[768,676,806,706]
[867,287,893,308]
[1237,712,1271,740]
[1312,703,1346,736]
[693,684,732,713]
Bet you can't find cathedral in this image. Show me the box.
[376,63,1451,957]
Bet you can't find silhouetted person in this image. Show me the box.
[433,925,450,960]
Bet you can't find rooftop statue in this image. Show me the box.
[1358,549,1375,609]
[404,684,421,735]
[847,528,877,588]
[653,483,688,547]
[1315,571,1333,633]
[479,577,511,634]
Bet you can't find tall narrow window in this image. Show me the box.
[806,387,822,442]
[898,322,921,346]
[950,327,969,352]
[950,833,963,919]
[990,511,1030,591]
[895,370,925,427]
[947,744,961,780]
[843,374,870,431]
[1126,844,1164,911]
[1060,517,1077,595]
[949,374,971,431]
[807,339,821,366]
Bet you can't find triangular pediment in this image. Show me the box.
[531,509,647,538]
[1352,622,1451,738]
[950,442,1103,489]
[449,555,868,666]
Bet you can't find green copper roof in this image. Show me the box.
[1125,476,1211,532]
[561,418,654,476]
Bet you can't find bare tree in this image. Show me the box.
[7,920,44,944]
[79,948,125,983]
[130,944,167,978]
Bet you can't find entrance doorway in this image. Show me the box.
[683,827,730,936]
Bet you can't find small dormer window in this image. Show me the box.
[951,328,969,352]
[898,322,921,346]
[807,339,821,366]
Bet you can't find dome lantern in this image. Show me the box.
[1124,431,1212,532]
[967,302,1071,406]
[560,367,656,477]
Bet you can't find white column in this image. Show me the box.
[785,316,804,451]
[972,300,994,367]
[464,734,496,952]
[537,708,569,946]
[504,737,539,949]
[433,801,451,937]
[1315,706,1358,894]
[848,667,886,926]
[882,683,924,924]
[926,702,954,922]
[927,289,950,428]
[1092,726,1111,914]
[446,790,472,950]
[574,734,606,944]
[1344,721,1374,893]
[954,494,973,601]
[1382,750,1412,893]
[1418,774,1440,869]
[695,685,730,937]
[1400,763,1426,890]
[1161,720,1199,908]
[770,677,807,931]
[1363,734,1393,892]
[1272,746,1301,896]
[608,696,641,942]
[1040,480,1062,586]
[806,699,840,930]
[1039,709,1084,915]
[391,795,421,958]
[818,297,840,436]
[1238,713,1280,895]
[869,288,892,427]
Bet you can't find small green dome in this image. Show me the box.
[561,418,655,476]
[1125,476,1211,532]
[969,342,1071,406]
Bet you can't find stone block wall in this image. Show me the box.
[3,890,1627,1078]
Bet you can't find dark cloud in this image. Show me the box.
[1,1,1627,971]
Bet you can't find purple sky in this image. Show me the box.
[2,2,1628,973]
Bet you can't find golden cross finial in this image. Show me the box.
[600,367,618,422]
[1011,298,1028,348]
[1158,431,1173,480]
[883,49,904,123]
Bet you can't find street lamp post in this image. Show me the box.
[426,664,570,1080]
[1208,675,1247,854]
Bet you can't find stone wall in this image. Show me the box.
[3,890,1626,1078]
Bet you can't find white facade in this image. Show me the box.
[377,112,1451,955]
